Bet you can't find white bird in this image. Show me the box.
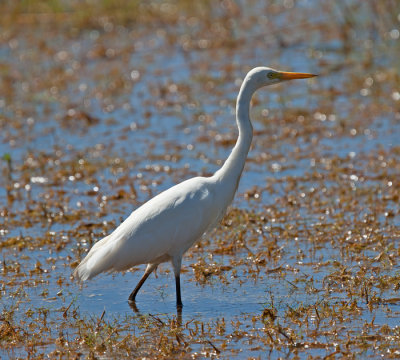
[73,67,316,308]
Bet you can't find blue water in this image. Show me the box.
[1,1,400,358]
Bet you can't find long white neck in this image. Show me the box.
[214,76,257,185]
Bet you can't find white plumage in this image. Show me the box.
[73,67,316,308]
[75,176,227,279]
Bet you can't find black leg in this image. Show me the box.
[128,263,157,303]
[175,274,183,309]
[171,256,183,309]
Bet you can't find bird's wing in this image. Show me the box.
[77,176,220,278]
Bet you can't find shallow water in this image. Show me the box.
[1,1,400,358]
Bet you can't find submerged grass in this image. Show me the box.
[1,0,400,358]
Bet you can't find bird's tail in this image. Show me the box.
[73,235,114,281]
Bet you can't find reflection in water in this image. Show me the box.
[128,300,140,314]
[129,298,183,326]
[1,0,400,357]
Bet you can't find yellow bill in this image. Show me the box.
[278,71,318,80]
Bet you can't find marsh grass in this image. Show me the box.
[1,0,400,358]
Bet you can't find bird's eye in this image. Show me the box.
[267,72,276,79]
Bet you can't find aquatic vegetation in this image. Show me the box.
[1,0,400,358]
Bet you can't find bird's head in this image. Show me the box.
[245,66,317,90]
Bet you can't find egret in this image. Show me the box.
[73,67,316,308]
